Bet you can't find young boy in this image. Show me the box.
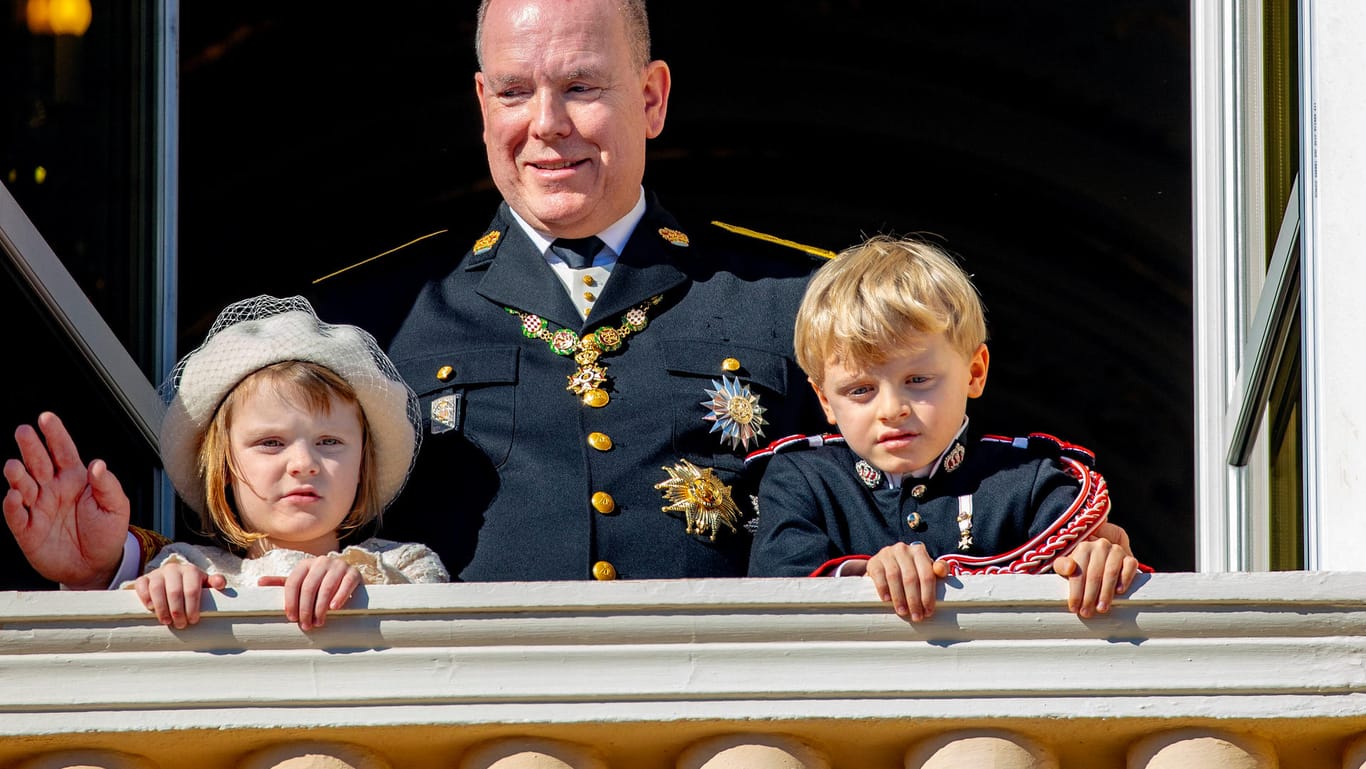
[747,236,1139,620]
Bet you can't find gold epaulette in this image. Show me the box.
[130,525,174,572]
[312,229,450,284]
[710,221,837,260]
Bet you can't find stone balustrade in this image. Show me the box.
[4,573,1366,768]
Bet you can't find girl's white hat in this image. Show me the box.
[159,295,420,516]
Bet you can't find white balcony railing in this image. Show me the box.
[4,572,1366,768]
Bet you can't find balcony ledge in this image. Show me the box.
[4,572,1366,767]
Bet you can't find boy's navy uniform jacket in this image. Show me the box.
[746,433,1110,577]
[375,194,827,581]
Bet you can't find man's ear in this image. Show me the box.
[474,73,490,144]
[967,343,990,399]
[642,60,671,138]
[809,377,839,426]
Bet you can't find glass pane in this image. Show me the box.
[1261,0,1302,567]
[1266,315,1302,570]
[1263,0,1299,259]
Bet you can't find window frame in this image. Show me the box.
[1194,0,1366,571]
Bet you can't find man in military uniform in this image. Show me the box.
[374,0,827,580]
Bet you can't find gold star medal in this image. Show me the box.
[655,459,742,541]
[701,376,767,450]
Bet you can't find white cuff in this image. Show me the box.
[108,532,141,588]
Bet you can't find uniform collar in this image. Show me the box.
[504,188,648,263]
[472,206,582,329]
[853,418,971,491]
[915,417,971,480]
[467,192,690,333]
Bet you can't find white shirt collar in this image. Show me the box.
[505,188,647,262]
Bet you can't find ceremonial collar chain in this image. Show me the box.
[506,295,662,407]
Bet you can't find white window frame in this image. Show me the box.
[1193,0,1366,571]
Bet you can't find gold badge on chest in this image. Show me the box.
[655,459,742,540]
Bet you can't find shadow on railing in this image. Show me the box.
[4,573,1366,769]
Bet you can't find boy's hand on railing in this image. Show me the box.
[1051,527,1140,618]
[857,542,951,622]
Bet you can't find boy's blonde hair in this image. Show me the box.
[197,360,380,551]
[796,236,987,385]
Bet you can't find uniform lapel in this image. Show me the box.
[584,196,689,331]
[472,205,582,330]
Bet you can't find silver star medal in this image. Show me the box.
[701,376,767,450]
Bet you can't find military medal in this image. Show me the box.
[956,495,974,551]
[506,296,661,407]
[701,376,767,450]
[655,459,743,541]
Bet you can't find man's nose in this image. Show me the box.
[530,91,572,139]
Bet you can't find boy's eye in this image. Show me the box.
[846,385,872,397]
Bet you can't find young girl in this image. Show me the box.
[130,295,447,629]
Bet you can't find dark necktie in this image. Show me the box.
[550,236,605,269]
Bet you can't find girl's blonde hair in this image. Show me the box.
[796,235,987,386]
[197,360,380,551]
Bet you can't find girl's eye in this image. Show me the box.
[319,437,343,446]
[909,376,930,385]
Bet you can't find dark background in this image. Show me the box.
[3,1,1191,582]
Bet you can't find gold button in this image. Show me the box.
[911,484,927,499]
[587,432,613,451]
[592,561,617,581]
[583,307,591,317]
[436,365,454,382]
[582,388,609,407]
[721,357,741,372]
[591,491,616,514]
[582,275,596,286]
[584,291,597,302]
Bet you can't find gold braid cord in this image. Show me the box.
[130,525,173,573]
